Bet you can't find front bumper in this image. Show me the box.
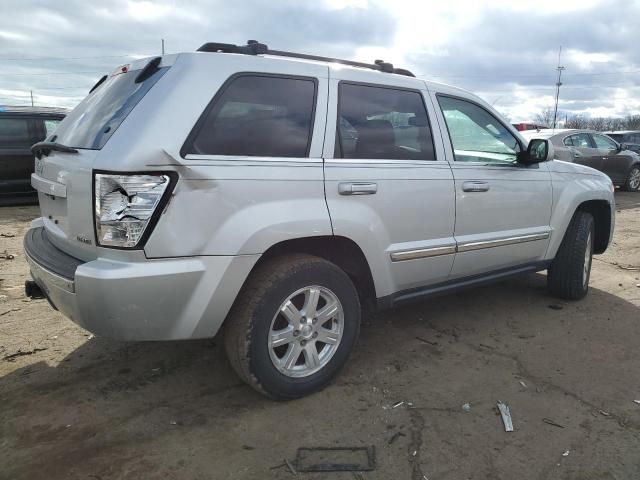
[24,227,259,341]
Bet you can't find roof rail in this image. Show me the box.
[196,40,415,77]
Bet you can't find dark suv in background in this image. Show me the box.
[604,131,640,155]
[0,106,67,204]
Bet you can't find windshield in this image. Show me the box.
[607,133,624,142]
[52,66,168,150]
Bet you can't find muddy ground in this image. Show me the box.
[1,193,639,480]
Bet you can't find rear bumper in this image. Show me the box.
[24,227,259,341]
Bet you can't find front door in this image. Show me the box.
[323,70,455,299]
[592,133,627,184]
[433,94,552,278]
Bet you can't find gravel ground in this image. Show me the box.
[1,192,639,480]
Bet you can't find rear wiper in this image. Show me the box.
[31,141,79,159]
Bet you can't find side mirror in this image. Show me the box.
[619,143,628,152]
[521,138,554,164]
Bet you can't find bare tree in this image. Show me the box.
[534,107,554,127]
[625,115,640,130]
[565,115,589,129]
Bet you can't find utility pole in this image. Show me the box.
[552,46,565,131]
[161,38,165,55]
[30,90,34,107]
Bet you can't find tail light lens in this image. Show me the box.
[94,172,174,248]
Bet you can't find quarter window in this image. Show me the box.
[0,118,30,146]
[336,83,435,160]
[437,96,520,163]
[189,75,317,157]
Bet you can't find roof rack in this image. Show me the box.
[196,40,415,77]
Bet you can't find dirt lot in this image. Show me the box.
[1,193,639,480]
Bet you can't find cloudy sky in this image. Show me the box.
[1,0,639,121]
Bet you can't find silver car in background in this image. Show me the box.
[521,129,640,191]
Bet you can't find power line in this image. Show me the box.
[0,70,102,76]
[423,68,640,79]
[0,54,152,61]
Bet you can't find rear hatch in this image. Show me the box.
[31,58,169,261]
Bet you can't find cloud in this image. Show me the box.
[0,0,638,121]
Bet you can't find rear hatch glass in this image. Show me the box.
[51,64,168,150]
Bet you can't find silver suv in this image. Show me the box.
[24,41,615,399]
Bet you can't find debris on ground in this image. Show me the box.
[562,450,570,457]
[3,347,47,361]
[284,458,297,475]
[169,420,177,425]
[618,264,640,271]
[633,400,640,405]
[542,418,565,429]
[1,250,15,260]
[548,304,563,310]
[519,380,527,388]
[295,446,375,472]
[392,401,404,409]
[0,233,16,238]
[415,336,438,346]
[387,432,406,445]
[497,401,514,432]
[462,403,471,412]
[0,308,21,316]
[599,409,611,417]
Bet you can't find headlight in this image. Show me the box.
[94,172,175,248]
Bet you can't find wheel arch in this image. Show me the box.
[575,199,612,254]
[252,235,377,311]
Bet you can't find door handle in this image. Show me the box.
[338,182,378,195]
[572,151,582,157]
[462,181,490,192]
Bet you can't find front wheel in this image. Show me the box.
[547,211,594,300]
[224,254,360,399]
[622,165,640,192]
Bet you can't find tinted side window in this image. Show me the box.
[0,118,31,146]
[437,96,520,164]
[190,75,316,157]
[336,83,435,160]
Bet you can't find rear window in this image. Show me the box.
[52,66,168,150]
[0,118,30,146]
[186,74,317,157]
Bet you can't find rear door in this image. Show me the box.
[323,69,455,298]
[563,133,602,170]
[592,133,628,184]
[433,93,552,278]
[0,116,38,195]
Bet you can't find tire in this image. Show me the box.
[621,165,640,192]
[547,210,594,300]
[224,254,361,399]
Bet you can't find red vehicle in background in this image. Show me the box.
[513,122,549,132]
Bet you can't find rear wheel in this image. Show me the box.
[547,211,594,300]
[622,166,640,192]
[224,254,360,399]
